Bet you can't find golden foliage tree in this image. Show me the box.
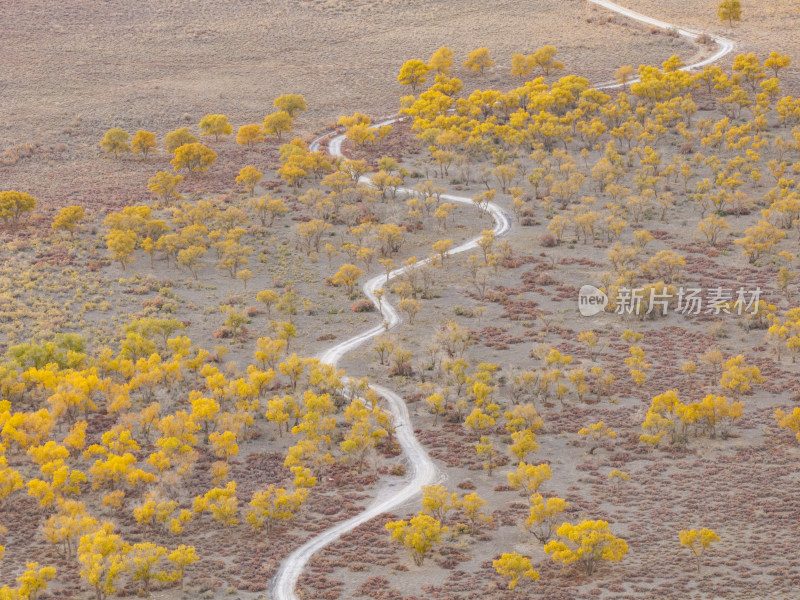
[274,94,308,118]
[193,481,238,526]
[679,528,719,573]
[236,124,265,147]
[398,59,430,93]
[525,494,569,543]
[167,545,198,589]
[16,562,57,600]
[147,171,183,204]
[774,406,800,442]
[385,513,446,566]
[263,111,293,140]
[77,522,129,600]
[508,461,552,494]
[131,130,157,157]
[429,46,454,75]
[127,542,168,595]
[100,128,130,157]
[52,205,86,240]
[246,485,308,534]
[164,127,198,153]
[544,520,628,575]
[199,114,232,141]
[464,48,494,74]
[0,190,36,227]
[106,230,137,270]
[421,484,458,523]
[235,165,263,196]
[718,0,741,26]
[331,263,365,296]
[493,552,539,590]
[170,143,217,174]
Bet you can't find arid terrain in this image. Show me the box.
[1,0,800,599]
[618,0,800,74]
[1,0,694,211]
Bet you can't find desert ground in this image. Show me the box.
[617,0,800,74]
[1,0,800,599]
[1,0,694,211]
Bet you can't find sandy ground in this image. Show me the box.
[0,0,695,214]
[1,0,798,598]
[299,106,800,598]
[614,0,800,83]
[1,0,695,142]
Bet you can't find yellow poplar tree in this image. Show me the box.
[127,542,168,595]
[167,545,198,589]
[16,562,57,600]
[246,485,308,535]
[147,171,183,204]
[164,127,197,153]
[464,48,494,74]
[544,520,628,575]
[100,128,130,157]
[331,263,365,296]
[263,111,293,140]
[385,513,446,566]
[525,494,569,543]
[0,190,36,227]
[429,46,454,75]
[235,165,263,196]
[508,462,552,494]
[131,130,157,157]
[718,0,741,26]
[199,114,232,141]
[273,94,308,118]
[398,59,430,93]
[679,528,719,573]
[52,205,86,240]
[192,481,238,526]
[493,552,539,590]
[77,522,129,600]
[458,492,492,534]
[421,484,458,524]
[170,143,217,174]
[105,230,137,270]
[236,124,265,147]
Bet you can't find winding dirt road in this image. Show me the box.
[270,2,734,598]
[588,0,734,89]
[270,122,510,600]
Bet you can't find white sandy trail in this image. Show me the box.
[588,0,735,89]
[271,2,733,597]
[270,121,510,600]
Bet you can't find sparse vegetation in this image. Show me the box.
[3,1,800,598]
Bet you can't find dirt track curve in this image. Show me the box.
[269,2,734,597]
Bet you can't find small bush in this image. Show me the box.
[350,298,374,312]
[540,233,557,247]
[520,207,536,226]
[454,305,474,317]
